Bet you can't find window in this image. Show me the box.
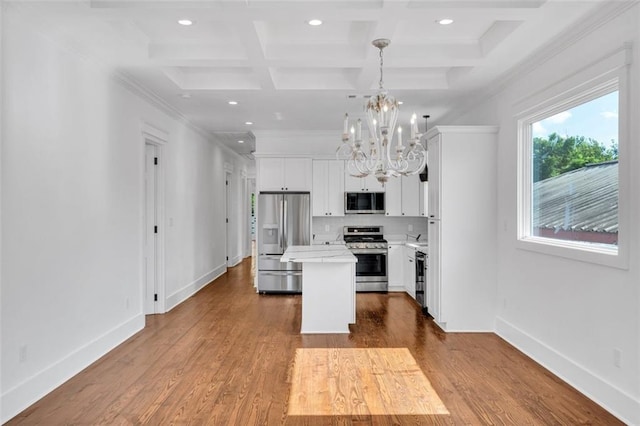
[518,78,623,263]
[531,90,618,246]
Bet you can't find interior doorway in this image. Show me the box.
[226,171,232,267]
[144,138,165,314]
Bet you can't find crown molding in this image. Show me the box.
[4,3,249,163]
[110,71,252,164]
[440,0,639,125]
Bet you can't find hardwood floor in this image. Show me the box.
[8,258,622,425]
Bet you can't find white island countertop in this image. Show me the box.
[281,245,356,263]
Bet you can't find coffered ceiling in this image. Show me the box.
[6,0,608,157]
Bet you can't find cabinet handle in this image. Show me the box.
[402,213,405,216]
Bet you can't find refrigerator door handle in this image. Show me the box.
[283,199,288,250]
[278,198,284,251]
[260,271,302,276]
[260,254,283,260]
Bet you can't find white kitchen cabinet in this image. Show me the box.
[258,158,312,191]
[427,139,441,220]
[384,178,402,216]
[387,243,404,290]
[312,160,344,216]
[425,126,498,331]
[385,174,421,217]
[426,219,440,320]
[404,246,416,299]
[401,174,420,216]
[344,171,385,192]
[419,181,428,217]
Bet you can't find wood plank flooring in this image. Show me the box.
[289,348,448,416]
[7,257,623,425]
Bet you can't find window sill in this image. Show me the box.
[516,236,627,269]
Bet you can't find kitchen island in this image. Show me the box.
[281,245,357,334]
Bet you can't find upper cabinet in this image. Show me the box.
[419,182,428,217]
[344,171,385,192]
[426,138,441,220]
[312,160,345,216]
[258,158,312,192]
[385,174,421,216]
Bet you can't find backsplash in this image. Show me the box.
[312,216,428,241]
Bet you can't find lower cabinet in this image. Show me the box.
[404,246,416,299]
[387,243,404,290]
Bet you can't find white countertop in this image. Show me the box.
[405,242,428,249]
[281,245,357,263]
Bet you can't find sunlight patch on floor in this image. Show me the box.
[288,348,449,416]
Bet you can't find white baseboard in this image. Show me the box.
[228,254,243,267]
[387,285,407,292]
[496,317,640,425]
[1,314,144,424]
[165,263,226,311]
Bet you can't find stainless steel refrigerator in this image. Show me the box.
[257,192,310,293]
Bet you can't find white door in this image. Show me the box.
[144,143,159,314]
[226,172,232,267]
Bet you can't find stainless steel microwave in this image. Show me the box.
[344,192,385,214]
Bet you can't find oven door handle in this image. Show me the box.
[349,249,388,255]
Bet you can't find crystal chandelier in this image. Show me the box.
[336,38,427,185]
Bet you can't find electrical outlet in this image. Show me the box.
[19,345,27,363]
[613,348,622,368]
[408,224,414,232]
[125,297,130,310]
[324,224,330,232]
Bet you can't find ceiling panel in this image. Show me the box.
[6,0,609,156]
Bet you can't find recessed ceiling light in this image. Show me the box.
[437,18,454,25]
[179,93,191,99]
[398,101,404,105]
[245,121,253,125]
[228,101,238,105]
[178,19,193,26]
[238,140,245,144]
[308,19,323,26]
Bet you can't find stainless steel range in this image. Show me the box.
[343,226,388,292]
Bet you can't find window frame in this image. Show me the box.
[515,49,630,269]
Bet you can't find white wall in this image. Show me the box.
[254,130,337,157]
[446,4,640,424]
[0,7,249,422]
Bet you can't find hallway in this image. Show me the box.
[6,259,621,425]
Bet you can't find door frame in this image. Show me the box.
[142,123,167,314]
[226,170,233,267]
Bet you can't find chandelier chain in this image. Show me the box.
[378,47,384,89]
